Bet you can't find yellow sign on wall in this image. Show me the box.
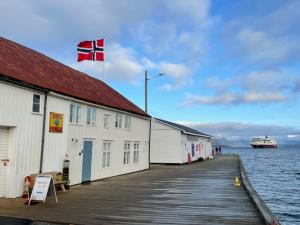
[49,112,63,133]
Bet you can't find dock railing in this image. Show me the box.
[236,154,282,225]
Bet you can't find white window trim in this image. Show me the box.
[69,103,82,125]
[123,141,131,165]
[104,114,110,129]
[102,141,112,169]
[86,107,97,126]
[133,142,140,163]
[32,94,41,114]
[125,115,132,130]
[115,113,123,129]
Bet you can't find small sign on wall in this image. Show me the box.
[49,112,63,133]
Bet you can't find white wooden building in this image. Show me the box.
[0,37,151,198]
[150,118,212,164]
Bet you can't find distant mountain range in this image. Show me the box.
[212,136,300,147]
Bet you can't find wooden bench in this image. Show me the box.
[30,172,68,192]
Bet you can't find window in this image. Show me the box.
[115,113,122,128]
[104,114,110,128]
[69,104,81,124]
[102,141,111,168]
[123,142,131,164]
[87,107,96,125]
[133,142,139,163]
[125,115,131,130]
[32,94,40,113]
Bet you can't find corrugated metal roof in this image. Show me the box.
[155,118,212,137]
[0,37,149,117]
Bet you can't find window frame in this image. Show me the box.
[69,103,81,124]
[123,141,131,165]
[125,115,131,130]
[102,141,111,168]
[133,142,140,163]
[104,114,110,129]
[32,94,41,113]
[86,107,96,125]
[115,113,123,128]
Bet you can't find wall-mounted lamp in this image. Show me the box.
[71,138,79,143]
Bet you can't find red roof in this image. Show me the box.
[0,37,149,117]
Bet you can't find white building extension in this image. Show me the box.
[0,37,150,198]
[151,118,212,164]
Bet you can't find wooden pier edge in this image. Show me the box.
[236,154,281,225]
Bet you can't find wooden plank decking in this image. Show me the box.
[0,156,265,225]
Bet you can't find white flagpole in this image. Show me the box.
[102,36,105,82]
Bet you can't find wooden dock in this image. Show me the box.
[0,156,265,225]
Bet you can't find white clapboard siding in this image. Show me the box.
[0,127,8,197]
[0,83,44,197]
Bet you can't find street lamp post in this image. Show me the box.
[144,70,165,113]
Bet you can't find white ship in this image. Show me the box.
[250,136,278,148]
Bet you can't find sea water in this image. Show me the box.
[223,146,300,225]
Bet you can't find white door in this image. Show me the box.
[0,127,8,197]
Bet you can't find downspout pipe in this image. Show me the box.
[39,92,48,173]
[148,118,152,168]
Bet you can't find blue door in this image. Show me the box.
[191,144,195,157]
[82,141,93,182]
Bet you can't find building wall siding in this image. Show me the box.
[0,82,44,197]
[180,134,212,163]
[0,83,150,197]
[150,120,181,164]
[42,96,69,173]
[151,119,213,165]
[66,104,150,185]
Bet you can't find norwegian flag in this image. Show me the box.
[77,39,104,62]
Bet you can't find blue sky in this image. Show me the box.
[1,0,300,143]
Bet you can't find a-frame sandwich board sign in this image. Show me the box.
[28,174,57,205]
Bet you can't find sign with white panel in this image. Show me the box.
[28,175,57,205]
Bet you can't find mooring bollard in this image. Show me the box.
[234,176,240,187]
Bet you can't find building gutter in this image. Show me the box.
[39,92,48,173]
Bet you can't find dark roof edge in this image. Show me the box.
[181,130,212,138]
[154,118,212,137]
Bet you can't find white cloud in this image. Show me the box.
[71,42,145,84]
[165,0,211,23]
[222,1,300,67]
[159,62,193,91]
[105,43,144,84]
[236,28,298,65]
[181,91,287,106]
[0,0,213,90]
[181,70,299,106]
[71,43,193,88]
[0,0,156,41]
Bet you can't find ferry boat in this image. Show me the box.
[250,136,278,148]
